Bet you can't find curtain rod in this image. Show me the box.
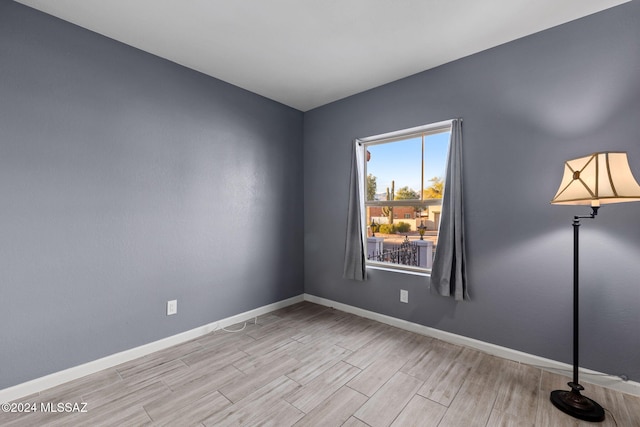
[356,118,460,145]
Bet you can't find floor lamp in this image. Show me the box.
[550,152,640,422]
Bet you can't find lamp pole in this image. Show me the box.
[550,206,604,422]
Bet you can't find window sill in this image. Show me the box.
[366,263,430,277]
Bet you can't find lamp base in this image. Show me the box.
[550,387,605,422]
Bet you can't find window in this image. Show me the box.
[359,121,451,273]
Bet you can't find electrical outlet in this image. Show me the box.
[400,289,408,303]
[167,300,177,315]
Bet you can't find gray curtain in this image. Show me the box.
[343,141,366,281]
[430,119,469,300]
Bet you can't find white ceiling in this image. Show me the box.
[15,0,630,111]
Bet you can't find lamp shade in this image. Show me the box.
[551,152,640,205]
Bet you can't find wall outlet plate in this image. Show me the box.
[167,300,177,315]
[400,290,408,303]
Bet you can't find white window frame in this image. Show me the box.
[356,119,453,275]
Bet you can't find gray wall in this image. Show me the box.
[304,2,640,381]
[3,0,639,391]
[1,1,304,389]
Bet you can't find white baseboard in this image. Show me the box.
[3,292,638,403]
[303,293,640,397]
[0,295,304,403]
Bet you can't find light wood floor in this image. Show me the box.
[3,302,639,426]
